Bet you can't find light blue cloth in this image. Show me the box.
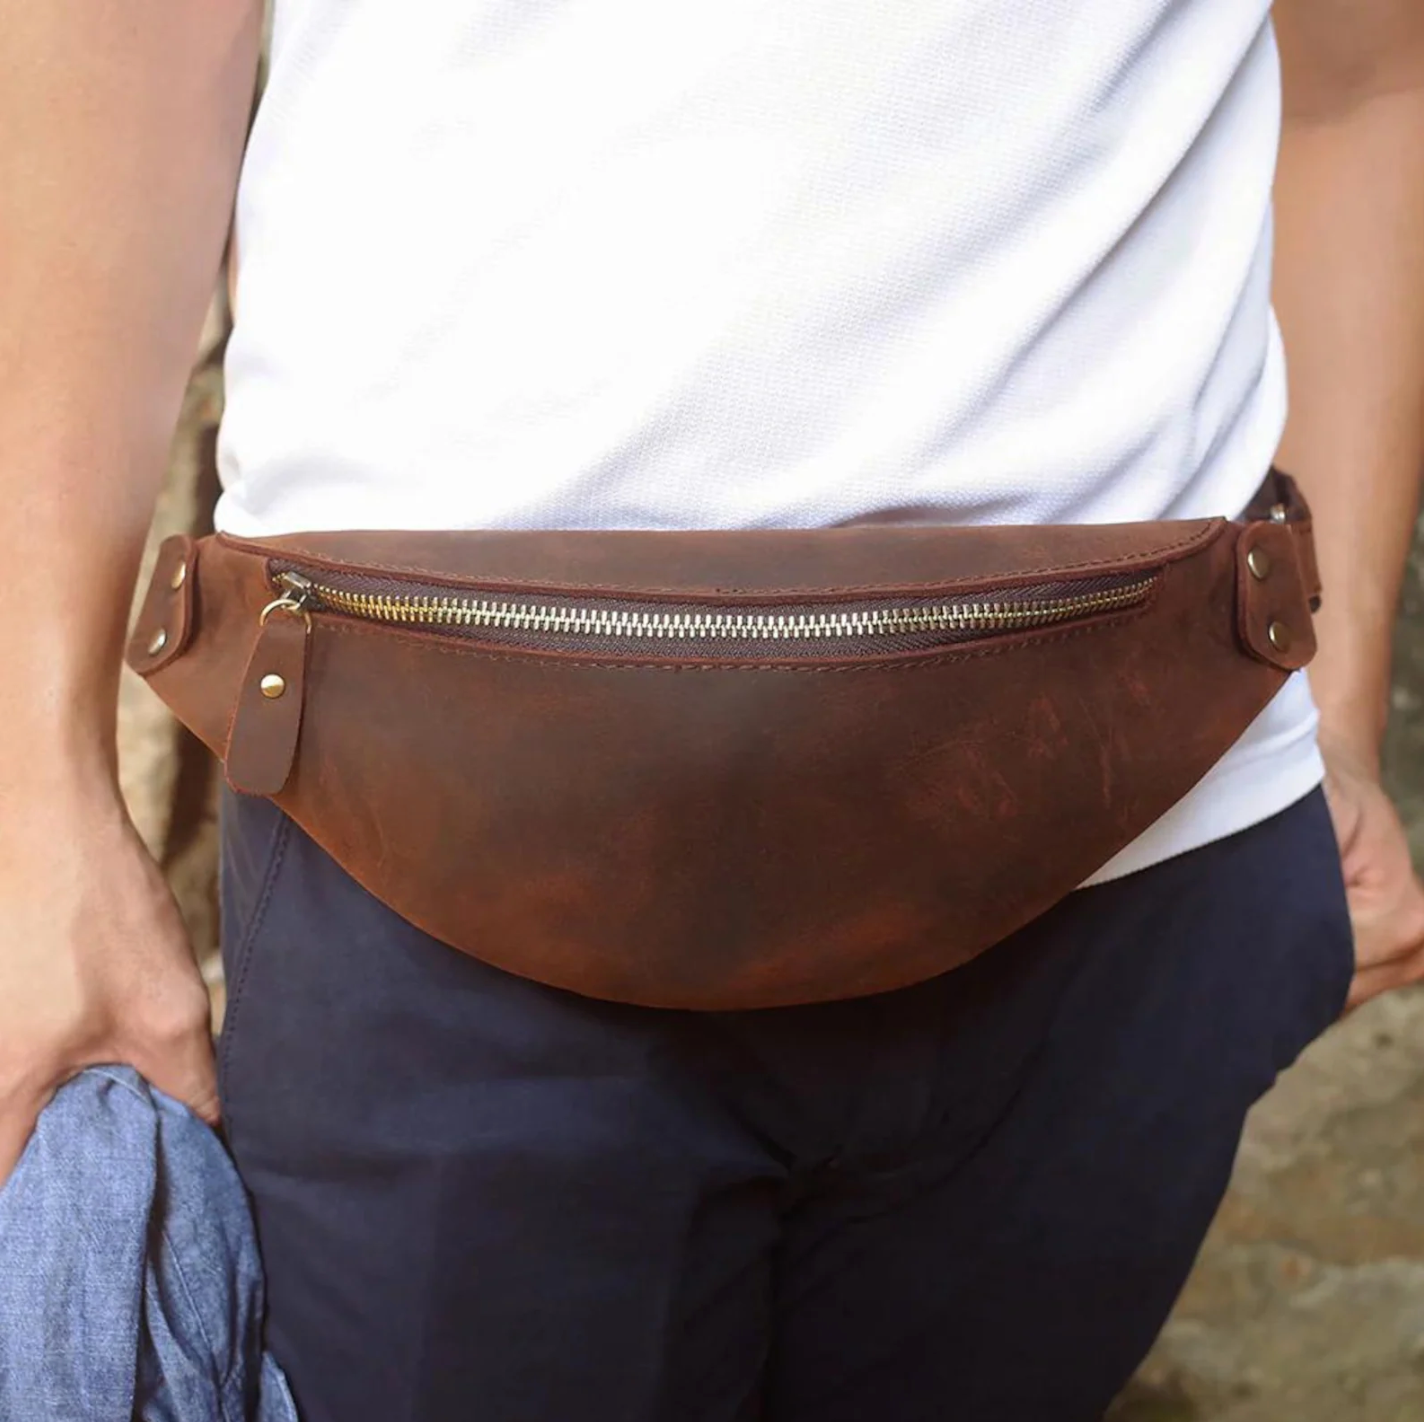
[0,1066,297,1421]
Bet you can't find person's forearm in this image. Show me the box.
[0,1,262,792]
[1273,6,1424,773]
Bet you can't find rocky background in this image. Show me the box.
[119,321,1424,1419]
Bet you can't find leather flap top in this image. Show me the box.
[219,516,1225,598]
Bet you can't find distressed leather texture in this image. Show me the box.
[127,472,1320,1009]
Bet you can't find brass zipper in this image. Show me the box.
[261,562,1158,660]
[268,568,1155,646]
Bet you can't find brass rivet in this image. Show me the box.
[1267,620,1292,653]
[1247,547,1272,581]
[259,673,287,700]
[146,628,168,656]
[170,560,188,591]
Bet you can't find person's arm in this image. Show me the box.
[1273,0,1424,1007]
[0,2,263,1179]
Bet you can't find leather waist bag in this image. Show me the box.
[126,469,1320,1009]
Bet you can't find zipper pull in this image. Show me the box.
[225,587,312,798]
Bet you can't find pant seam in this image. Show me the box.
[219,807,294,1108]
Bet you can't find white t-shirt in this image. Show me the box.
[217,0,1323,882]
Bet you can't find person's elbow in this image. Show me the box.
[1276,0,1424,122]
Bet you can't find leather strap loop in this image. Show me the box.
[1242,468,1321,610]
[127,534,199,674]
[1235,519,1317,672]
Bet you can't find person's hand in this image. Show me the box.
[1321,737,1424,1010]
[0,776,217,1186]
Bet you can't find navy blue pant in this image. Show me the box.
[218,788,1352,1422]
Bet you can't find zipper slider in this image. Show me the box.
[275,569,315,605]
[259,568,315,633]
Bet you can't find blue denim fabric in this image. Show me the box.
[0,1066,297,1422]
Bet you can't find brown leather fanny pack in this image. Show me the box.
[126,469,1320,1009]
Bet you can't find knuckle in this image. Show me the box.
[131,984,213,1052]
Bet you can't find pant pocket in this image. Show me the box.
[217,790,294,1109]
[1273,786,1355,1066]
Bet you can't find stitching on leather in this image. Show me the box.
[311,581,1162,673]
[215,521,1222,597]
[218,809,293,1107]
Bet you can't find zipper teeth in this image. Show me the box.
[294,576,1156,640]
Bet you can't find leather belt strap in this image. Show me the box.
[1245,467,1321,611]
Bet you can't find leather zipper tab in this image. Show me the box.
[225,604,310,796]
